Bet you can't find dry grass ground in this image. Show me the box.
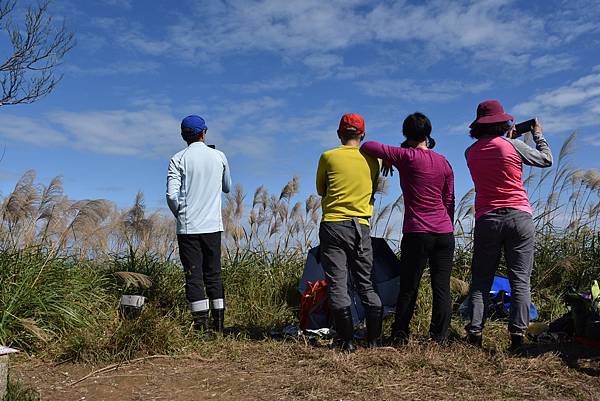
[11,338,600,401]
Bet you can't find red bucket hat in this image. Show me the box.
[469,100,514,128]
[338,113,365,134]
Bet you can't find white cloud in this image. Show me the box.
[584,133,600,146]
[224,76,307,94]
[512,70,600,141]
[0,115,67,145]
[65,61,160,75]
[48,107,179,156]
[366,0,540,55]
[118,31,171,56]
[0,97,290,159]
[356,79,491,102]
[333,64,398,80]
[101,0,132,8]
[530,54,576,76]
[546,0,600,43]
[302,53,343,70]
[98,0,566,73]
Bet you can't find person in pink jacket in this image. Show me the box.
[464,100,552,350]
[361,112,455,344]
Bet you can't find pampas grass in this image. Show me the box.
[0,133,598,363]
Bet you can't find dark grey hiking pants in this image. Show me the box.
[467,208,535,335]
[319,220,382,311]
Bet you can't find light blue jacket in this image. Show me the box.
[166,142,232,234]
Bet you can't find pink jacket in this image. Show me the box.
[465,133,552,220]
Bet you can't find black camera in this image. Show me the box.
[514,118,536,137]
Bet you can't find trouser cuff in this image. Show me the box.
[190,299,209,312]
[211,298,225,310]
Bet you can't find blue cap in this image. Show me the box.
[181,115,207,134]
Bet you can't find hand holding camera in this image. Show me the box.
[508,118,542,139]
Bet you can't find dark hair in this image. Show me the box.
[181,127,205,144]
[469,121,510,139]
[402,112,431,141]
[338,129,362,142]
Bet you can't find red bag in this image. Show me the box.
[299,280,329,330]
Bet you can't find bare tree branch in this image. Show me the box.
[0,0,74,106]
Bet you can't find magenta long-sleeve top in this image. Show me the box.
[361,141,455,234]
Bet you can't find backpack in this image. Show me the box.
[564,280,600,345]
[299,280,329,330]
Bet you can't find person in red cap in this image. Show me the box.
[315,113,383,352]
[464,100,552,351]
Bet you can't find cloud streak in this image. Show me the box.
[0,97,291,159]
[356,79,491,102]
[512,67,600,142]
[89,0,579,76]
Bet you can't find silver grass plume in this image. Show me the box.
[252,185,266,208]
[279,176,300,201]
[375,176,388,196]
[234,184,244,220]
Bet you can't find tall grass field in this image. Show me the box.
[0,132,598,367]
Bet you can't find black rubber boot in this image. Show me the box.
[333,307,356,353]
[387,330,409,346]
[388,318,409,346]
[508,332,524,353]
[211,308,225,334]
[192,310,209,333]
[466,331,483,347]
[365,306,384,348]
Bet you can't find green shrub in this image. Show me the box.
[58,305,197,363]
[0,249,112,351]
[222,250,303,335]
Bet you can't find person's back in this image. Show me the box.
[166,115,231,338]
[316,113,383,352]
[466,136,531,219]
[387,147,454,233]
[463,100,552,350]
[168,143,230,234]
[317,146,379,224]
[361,112,454,344]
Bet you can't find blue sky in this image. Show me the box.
[1,0,600,211]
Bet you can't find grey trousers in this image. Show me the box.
[319,220,382,311]
[467,208,535,335]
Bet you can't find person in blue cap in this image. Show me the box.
[166,115,232,336]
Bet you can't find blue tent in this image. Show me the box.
[490,275,539,320]
[299,237,401,328]
[459,275,538,321]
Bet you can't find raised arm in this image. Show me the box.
[166,157,182,217]
[221,153,232,194]
[507,120,553,168]
[361,141,404,166]
[442,161,455,223]
[316,154,327,197]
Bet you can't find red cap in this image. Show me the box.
[469,100,514,128]
[338,113,365,134]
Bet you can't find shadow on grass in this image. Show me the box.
[516,342,600,377]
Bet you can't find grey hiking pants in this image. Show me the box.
[467,208,535,335]
[319,220,382,311]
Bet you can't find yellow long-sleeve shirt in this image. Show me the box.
[316,145,379,225]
